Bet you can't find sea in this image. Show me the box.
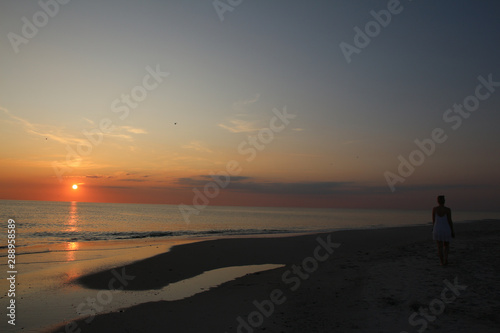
[1,199,498,251]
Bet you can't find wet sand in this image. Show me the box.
[0,238,201,333]
[44,220,500,333]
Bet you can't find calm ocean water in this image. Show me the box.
[1,200,498,250]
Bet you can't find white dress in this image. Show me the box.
[433,213,452,242]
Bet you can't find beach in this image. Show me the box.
[3,1,500,332]
[42,220,500,333]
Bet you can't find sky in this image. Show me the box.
[1,0,499,211]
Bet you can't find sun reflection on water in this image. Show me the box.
[64,202,80,262]
[65,201,79,233]
[65,241,79,262]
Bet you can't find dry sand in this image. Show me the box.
[47,220,500,333]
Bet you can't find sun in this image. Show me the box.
[72,184,78,190]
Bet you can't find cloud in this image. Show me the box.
[100,126,147,142]
[218,94,262,133]
[114,173,153,182]
[175,176,357,195]
[181,140,213,153]
[118,178,147,182]
[120,126,147,134]
[95,185,137,190]
[1,107,86,145]
[81,117,95,125]
[174,176,482,197]
[204,175,250,182]
[391,183,481,193]
[228,180,357,195]
[176,175,251,187]
[106,133,134,141]
[232,93,260,113]
[1,107,147,149]
[218,119,260,133]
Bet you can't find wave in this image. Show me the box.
[24,228,299,243]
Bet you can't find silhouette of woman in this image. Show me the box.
[432,195,455,266]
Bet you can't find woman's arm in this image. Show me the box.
[432,207,436,226]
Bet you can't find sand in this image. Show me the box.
[0,238,200,333]
[45,220,500,333]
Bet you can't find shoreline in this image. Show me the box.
[44,219,500,333]
[0,237,204,333]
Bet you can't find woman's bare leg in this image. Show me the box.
[436,241,444,265]
[443,242,449,266]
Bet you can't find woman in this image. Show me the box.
[432,195,455,266]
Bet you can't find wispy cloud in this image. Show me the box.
[81,117,95,126]
[118,178,148,182]
[1,107,147,147]
[120,126,147,134]
[102,133,134,141]
[218,94,262,133]
[1,107,86,145]
[232,93,260,113]
[101,126,148,142]
[181,140,213,153]
[218,119,260,133]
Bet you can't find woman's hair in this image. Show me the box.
[437,195,445,204]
